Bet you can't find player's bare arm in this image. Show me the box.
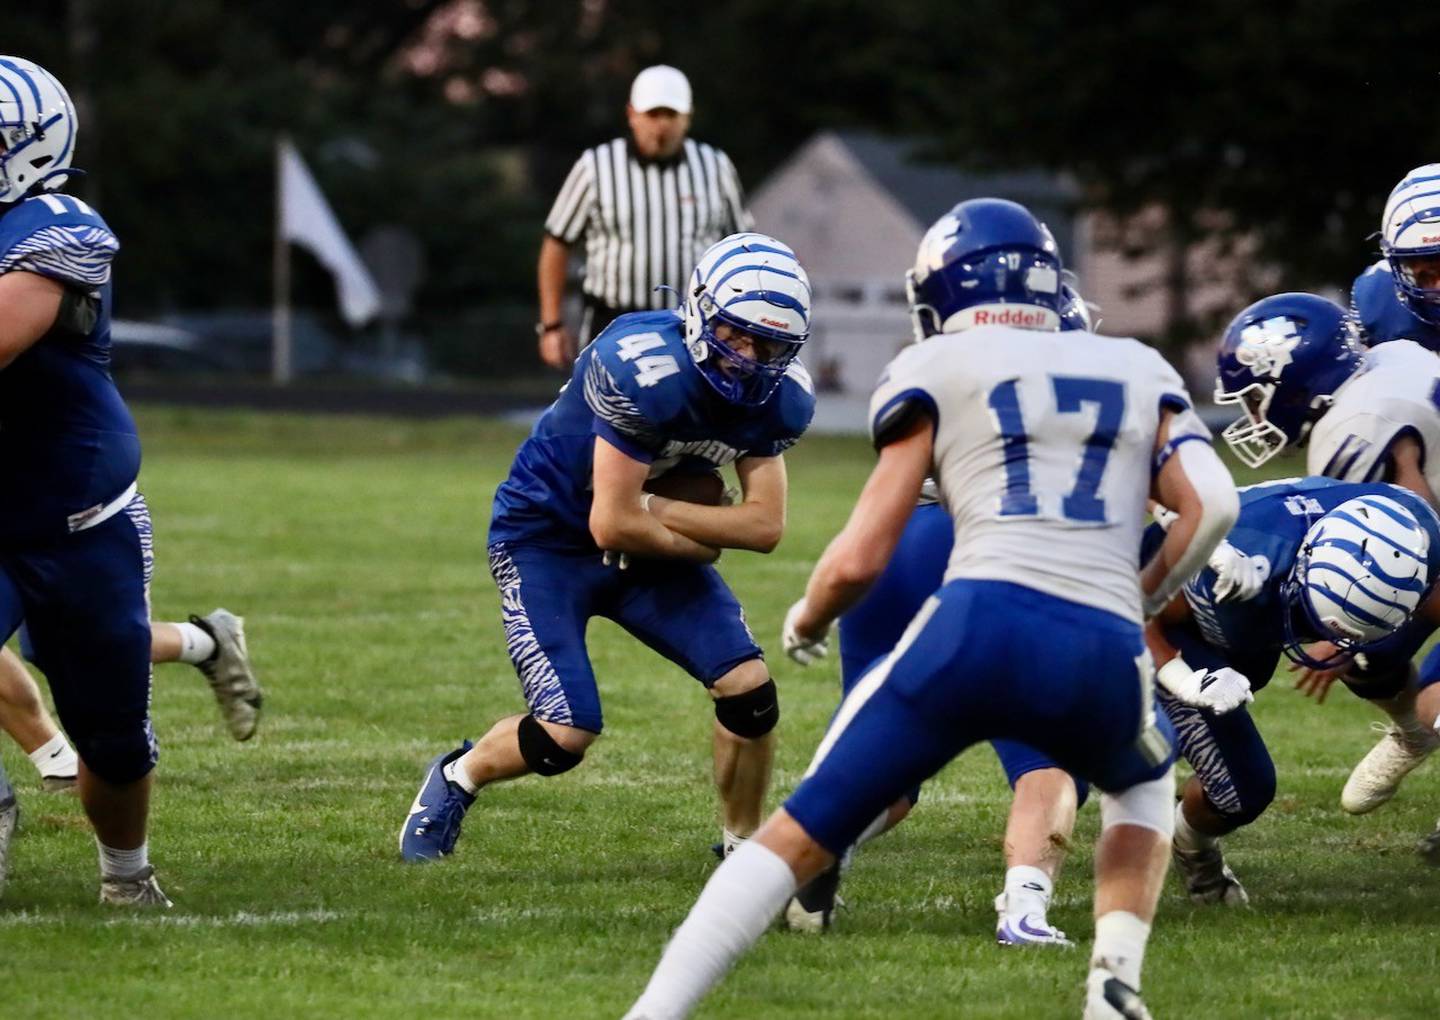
[0,270,64,368]
[589,435,720,561]
[790,414,932,641]
[1386,433,1440,508]
[1140,409,1238,616]
[647,455,787,553]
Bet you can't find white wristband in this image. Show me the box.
[1155,656,1195,700]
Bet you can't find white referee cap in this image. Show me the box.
[630,65,692,114]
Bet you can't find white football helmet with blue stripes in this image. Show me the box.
[0,56,78,204]
[683,232,811,406]
[1381,164,1440,325]
[1287,494,1432,662]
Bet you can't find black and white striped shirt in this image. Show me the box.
[544,137,753,312]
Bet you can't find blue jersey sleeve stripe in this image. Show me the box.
[592,419,655,463]
[871,388,938,450]
[0,223,117,287]
[1152,432,1208,474]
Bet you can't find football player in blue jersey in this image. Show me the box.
[400,232,815,862]
[0,56,170,906]
[1145,479,1440,904]
[626,199,1240,1020]
[1212,292,1440,858]
[783,284,1097,946]
[1349,165,1440,351]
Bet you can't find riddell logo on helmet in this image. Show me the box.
[759,317,789,329]
[973,307,1049,327]
[1423,235,1440,243]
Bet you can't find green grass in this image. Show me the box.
[2,408,1437,1019]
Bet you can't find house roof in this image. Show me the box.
[831,130,1079,230]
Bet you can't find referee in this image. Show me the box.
[536,65,754,368]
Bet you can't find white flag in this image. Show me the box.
[279,139,381,326]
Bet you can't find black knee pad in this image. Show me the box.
[517,715,584,776]
[74,716,158,785]
[714,679,779,738]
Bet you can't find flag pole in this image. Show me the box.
[272,135,293,385]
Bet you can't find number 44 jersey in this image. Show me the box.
[489,310,815,549]
[869,325,1210,624]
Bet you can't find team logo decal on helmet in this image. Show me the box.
[1380,164,1440,326]
[0,56,79,204]
[1214,293,1362,469]
[682,232,811,406]
[1281,494,1435,668]
[906,198,1063,341]
[1234,317,1302,379]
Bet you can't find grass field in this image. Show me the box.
[2,407,1438,1019]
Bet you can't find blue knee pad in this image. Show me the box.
[69,713,159,784]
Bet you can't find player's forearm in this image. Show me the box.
[537,236,570,324]
[591,505,719,562]
[797,531,883,632]
[649,496,784,553]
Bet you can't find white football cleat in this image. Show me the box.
[1084,967,1153,1020]
[1341,722,1438,815]
[994,890,1073,947]
[192,609,263,741]
[99,866,173,909]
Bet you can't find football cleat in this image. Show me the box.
[1418,821,1440,865]
[1340,722,1438,815]
[1173,841,1249,906]
[994,888,1073,948]
[399,741,475,862]
[1083,967,1153,1020]
[0,796,17,898]
[99,866,173,908]
[784,860,844,933]
[192,609,263,741]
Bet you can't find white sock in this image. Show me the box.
[1001,865,1052,916]
[1171,801,1217,853]
[28,732,78,779]
[97,839,149,880]
[626,841,797,1020]
[175,622,217,664]
[721,827,746,857]
[442,758,478,796]
[1091,910,1150,991]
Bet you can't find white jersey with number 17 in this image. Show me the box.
[868,325,1209,623]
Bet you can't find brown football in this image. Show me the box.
[644,470,728,506]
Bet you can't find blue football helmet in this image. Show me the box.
[1058,280,1093,332]
[1280,495,1433,668]
[1380,164,1440,326]
[682,232,811,406]
[0,56,79,204]
[1214,293,1362,468]
[906,198,1063,341]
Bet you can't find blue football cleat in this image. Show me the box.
[399,741,475,862]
